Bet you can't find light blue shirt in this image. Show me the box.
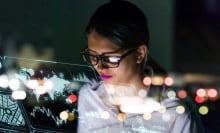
[77,81,204,133]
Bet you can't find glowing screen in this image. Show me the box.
[0,56,99,132]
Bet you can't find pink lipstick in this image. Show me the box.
[100,73,112,80]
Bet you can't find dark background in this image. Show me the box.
[174,0,220,76]
[174,0,220,132]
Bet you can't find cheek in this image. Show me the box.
[115,57,138,75]
[120,56,137,69]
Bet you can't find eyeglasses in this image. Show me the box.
[80,48,137,68]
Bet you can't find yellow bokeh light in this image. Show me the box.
[158,105,166,113]
[60,111,69,120]
[67,113,75,121]
[176,105,185,114]
[199,106,209,115]
[143,113,152,120]
[151,76,164,85]
[117,113,126,121]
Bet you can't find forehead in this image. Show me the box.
[87,32,121,54]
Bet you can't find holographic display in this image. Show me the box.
[0,56,99,133]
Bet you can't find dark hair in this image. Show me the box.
[85,0,167,75]
[85,0,149,49]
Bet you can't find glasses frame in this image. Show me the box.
[80,48,137,68]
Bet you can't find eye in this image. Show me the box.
[89,55,98,62]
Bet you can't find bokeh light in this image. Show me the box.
[138,89,147,98]
[27,79,38,89]
[151,76,164,85]
[68,94,77,103]
[207,88,218,100]
[60,111,69,120]
[176,105,185,114]
[196,88,206,97]
[101,111,110,120]
[12,90,26,100]
[9,78,20,91]
[199,106,209,115]
[117,113,126,121]
[36,86,47,95]
[177,89,187,99]
[143,76,151,86]
[44,80,54,90]
[164,76,174,86]
[195,96,205,104]
[162,113,170,122]
[167,90,176,99]
[143,113,152,120]
[158,105,166,113]
[67,113,75,121]
[0,75,9,88]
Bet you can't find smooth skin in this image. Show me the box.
[87,31,148,92]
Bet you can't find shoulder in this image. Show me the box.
[78,81,104,102]
[79,80,102,93]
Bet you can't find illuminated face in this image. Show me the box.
[87,31,142,85]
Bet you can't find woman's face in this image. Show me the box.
[87,31,142,85]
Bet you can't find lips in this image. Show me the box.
[100,73,112,80]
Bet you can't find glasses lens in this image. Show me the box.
[102,56,120,68]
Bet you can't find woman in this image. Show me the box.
[78,1,204,133]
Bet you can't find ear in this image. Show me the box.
[136,44,147,64]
